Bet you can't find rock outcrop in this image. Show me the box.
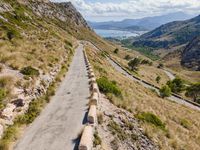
[181,36,200,71]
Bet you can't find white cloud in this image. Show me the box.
[51,0,200,21]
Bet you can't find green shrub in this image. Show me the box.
[180,119,191,129]
[16,100,41,124]
[114,48,119,54]
[20,66,39,76]
[160,85,171,98]
[64,40,72,47]
[128,58,141,71]
[0,89,7,101]
[97,77,121,97]
[136,112,165,130]
[167,78,185,93]
[93,131,102,147]
[185,82,200,103]
[156,76,161,83]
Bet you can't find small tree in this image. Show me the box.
[128,58,141,71]
[185,83,200,103]
[156,76,161,83]
[167,77,185,93]
[114,48,119,54]
[160,85,171,98]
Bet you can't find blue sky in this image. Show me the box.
[51,0,200,21]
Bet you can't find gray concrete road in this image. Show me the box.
[14,44,90,150]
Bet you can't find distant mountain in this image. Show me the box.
[181,36,200,71]
[88,12,194,31]
[133,15,200,49]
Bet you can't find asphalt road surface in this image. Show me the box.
[14,43,90,150]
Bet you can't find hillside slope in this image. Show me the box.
[181,36,200,71]
[133,15,200,49]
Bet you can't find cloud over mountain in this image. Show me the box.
[51,0,200,21]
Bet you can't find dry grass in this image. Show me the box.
[86,44,200,150]
[107,46,170,87]
[163,54,200,83]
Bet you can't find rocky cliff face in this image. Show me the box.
[181,37,200,71]
[22,0,90,29]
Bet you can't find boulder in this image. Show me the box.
[11,99,25,107]
[1,103,16,120]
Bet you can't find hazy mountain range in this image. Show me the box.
[88,12,194,31]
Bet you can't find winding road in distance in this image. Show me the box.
[87,41,200,111]
[14,43,90,150]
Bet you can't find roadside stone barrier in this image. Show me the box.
[79,49,100,150]
[79,125,94,150]
[87,105,97,124]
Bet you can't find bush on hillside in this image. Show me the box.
[185,82,200,103]
[160,85,171,98]
[97,77,121,97]
[156,76,161,83]
[114,48,119,54]
[167,77,185,93]
[128,58,141,71]
[136,112,165,130]
[20,66,39,76]
[0,89,7,101]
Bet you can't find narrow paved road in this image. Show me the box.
[163,69,176,80]
[14,44,90,150]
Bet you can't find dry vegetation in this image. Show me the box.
[99,43,170,87]
[163,53,200,83]
[0,0,76,108]
[85,43,200,150]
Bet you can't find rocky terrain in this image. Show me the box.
[95,94,158,150]
[181,36,200,71]
[0,0,91,141]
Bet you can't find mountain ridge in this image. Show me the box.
[89,12,194,31]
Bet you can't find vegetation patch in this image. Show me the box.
[180,119,191,129]
[136,112,165,130]
[108,120,128,141]
[97,77,122,97]
[167,78,185,94]
[93,131,102,147]
[20,66,39,76]
[159,85,171,98]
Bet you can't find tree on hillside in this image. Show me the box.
[185,83,200,103]
[167,77,185,93]
[160,85,171,98]
[128,58,141,71]
[114,48,119,54]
